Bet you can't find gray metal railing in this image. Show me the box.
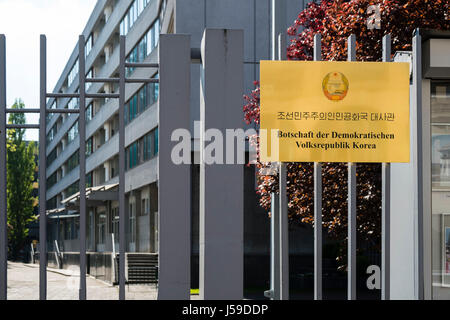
[0,34,159,301]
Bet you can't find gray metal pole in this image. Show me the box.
[199,29,244,300]
[277,33,289,301]
[412,29,424,300]
[118,35,126,300]
[78,35,87,300]
[347,34,357,301]
[267,32,285,301]
[271,0,286,61]
[157,34,191,300]
[39,34,47,300]
[0,34,7,301]
[381,34,391,301]
[313,33,323,301]
[279,163,289,300]
[270,192,280,300]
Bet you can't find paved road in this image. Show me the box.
[6,262,162,300]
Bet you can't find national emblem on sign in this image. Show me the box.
[322,72,349,101]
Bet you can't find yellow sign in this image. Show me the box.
[260,61,410,163]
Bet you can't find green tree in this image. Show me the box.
[7,99,37,260]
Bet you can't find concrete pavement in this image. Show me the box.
[6,262,171,300]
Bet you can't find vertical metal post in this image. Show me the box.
[279,162,289,300]
[347,34,357,301]
[118,35,126,300]
[39,34,47,300]
[412,29,424,300]
[277,34,289,301]
[157,34,191,300]
[78,35,87,301]
[271,0,286,61]
[270,192,280,300]
[0,34,7,301]
[199,29,244,300]
[268,31,285,301]
[313,33,323,301]
[381,34,391,300]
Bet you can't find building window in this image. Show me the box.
[154,127,158,155]
[119,0,152,36]
[86,172,93,188]
[48,148,57,166]
[125,73,159,125]
[47,101,57,123]
[98,212,106,245]
[86,102,93,122]
[47,172,58,189]
[126,127,159,171]
[86,137,93,157]
[148,73,159,105]
[66,150,79,173]
[67,97,79,110]
[68,59,79,88]
[143,133,151,161]
[65,180,79,198]
[126,19,160,76]
[85,68,94,92]
[46,124,57,144]
[67,121,79,144]
[127,141,140,170]
[47,197,57,210]
[85,34,93,59]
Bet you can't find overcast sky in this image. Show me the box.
[0,0,97,141]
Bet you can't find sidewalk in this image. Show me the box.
[6,262,165,300]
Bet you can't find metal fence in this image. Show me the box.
[267,33,394,301]
[0,34,159,300]
[0,29,397,301]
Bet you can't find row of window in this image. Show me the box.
[49,79,155,171]
[126,128,159,170]
[119,0,152,36]
[125,73,159,124]
[64,173,91,199]
[49,154,93,193]
[50,125,157,203]
[47,137,94,189]
[67,34,93,88]
[46,97,79,144]
[126,18,160,76]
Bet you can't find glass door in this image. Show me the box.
[431,81,450,299]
